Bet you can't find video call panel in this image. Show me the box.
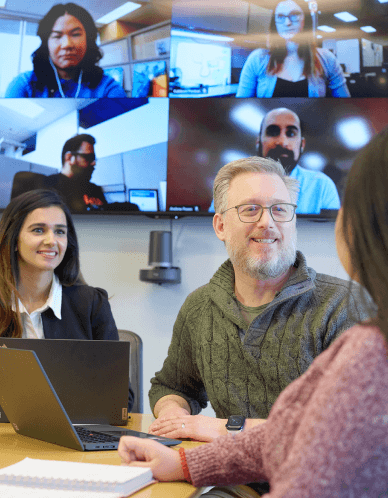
[166,97,388,215]
[0,0,387,218]
[170,0,388,98]
[0,98,169,213]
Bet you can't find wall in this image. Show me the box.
[74,215,347,416]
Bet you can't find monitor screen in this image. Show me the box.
[166,97,388,217]
[170,0,388,98]
[128,189,159,212]
[0,98,169,215]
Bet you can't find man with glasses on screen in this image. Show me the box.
[44,134,107,212]
[256,107,340,214]
[148,156,367,447]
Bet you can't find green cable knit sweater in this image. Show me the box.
[149,252,369,418]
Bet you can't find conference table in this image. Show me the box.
[0,413,206,498]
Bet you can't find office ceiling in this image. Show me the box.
[172,0,388,44]
[0,99,92,142]
[0,0,172,26]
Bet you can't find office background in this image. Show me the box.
[0,0,386,415]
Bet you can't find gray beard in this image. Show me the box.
[226,234,297,280]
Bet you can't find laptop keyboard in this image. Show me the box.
[75,426,119,443]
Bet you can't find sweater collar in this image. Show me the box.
[209,251,315,320]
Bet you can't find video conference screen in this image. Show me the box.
[0,0,387,218]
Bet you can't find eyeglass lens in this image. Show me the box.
[275,14,301,23]
[75,152,96,162]
[237,204,295,222]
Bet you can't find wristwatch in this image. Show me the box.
[225,415,245,435]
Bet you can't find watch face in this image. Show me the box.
[226,415,245,429]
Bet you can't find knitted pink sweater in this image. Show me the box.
[185,325,388,496]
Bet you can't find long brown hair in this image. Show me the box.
[0,189,80,337]
[267,0,322,78]
[341,127,388,343]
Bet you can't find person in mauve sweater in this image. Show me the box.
[118,127,388,496]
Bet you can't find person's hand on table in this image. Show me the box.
[149,414,228,442]
[118,436,183,481]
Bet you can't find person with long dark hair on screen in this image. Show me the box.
[236,0,350,98]
[118,128,388,496]
[5,3,126,98]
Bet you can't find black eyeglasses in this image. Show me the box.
[275,13,303,24]
[221,203,297,223]
[73,152,96,163]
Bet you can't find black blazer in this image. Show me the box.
[42,284,118,340]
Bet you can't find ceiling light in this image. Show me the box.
[230,103,264,134]
[334,12,358,22]
[171,29,234,42]
[0,100,44,119]
[317,25,337,33]
[336,118,371,150]
[221,150,248,164]
[96,2,141,25]
[360,26,377,33]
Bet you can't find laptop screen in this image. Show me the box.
[128,189,159,212]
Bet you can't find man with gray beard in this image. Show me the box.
[148,157,367,443]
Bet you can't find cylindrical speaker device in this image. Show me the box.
[140,231,181,284]
[148,231,172,268]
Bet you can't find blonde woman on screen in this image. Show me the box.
[236,0,350,98]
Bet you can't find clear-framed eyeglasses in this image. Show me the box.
[221,203,297,223]
[275,13,303,24]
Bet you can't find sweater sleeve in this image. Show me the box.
[318,48,350,97]
[185,423,268,486]
[102,74,128,97]
[320,280,373,350]
[5,72,31,97]
[148,296,208,415]
[236,50,267,97]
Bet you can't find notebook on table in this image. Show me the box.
[0,338,130,425]
[0,348,181,451]
[0,457,155,497]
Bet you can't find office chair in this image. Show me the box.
[10,171,47,199]
[118,330,143,413]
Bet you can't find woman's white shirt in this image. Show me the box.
[17,275,62,339]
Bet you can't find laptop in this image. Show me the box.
[0,348,181,451]
[128,189,159,212]
[0,339,130,425]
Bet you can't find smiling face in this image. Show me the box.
[258,108,305,174]
[48,13,87,77]
[274,0,305,41]
[17,206,68,277]
[213,172,297,280]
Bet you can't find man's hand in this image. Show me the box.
[149,414,228,442]
[118,436,184,482]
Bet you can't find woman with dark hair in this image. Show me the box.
[236,0,350,97]
[5,3,126,98]
[118,129,388,495]
[0,189,119,341]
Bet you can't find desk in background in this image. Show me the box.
[0,414,205,498]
